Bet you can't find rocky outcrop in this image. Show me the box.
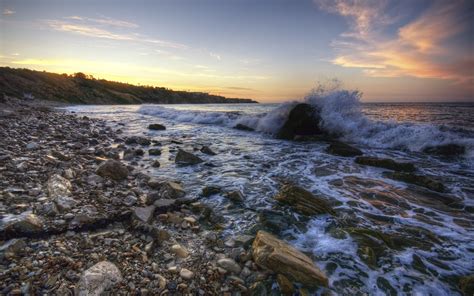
[252,231,328,288]
[355,156,415,172]
[96,160,129,181]
[77,261,122,296]
[423,144,465,157]
[326,142,363,157]
[148,123,166,130]
[274,184,335,215]
[276,103,322,140]
[384,172,445,192]
[175,149,203,165]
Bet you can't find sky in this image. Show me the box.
[0,0,473,102]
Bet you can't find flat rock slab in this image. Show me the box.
[355,156,415,172]
[274,184,335,216]
[252,231,328,288]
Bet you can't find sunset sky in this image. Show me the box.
[0,0,473,102]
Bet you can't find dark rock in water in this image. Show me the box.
[274,184,335,215]
[234,124,254,131]
[125,136,151,146]
[148,123,166,130]
[200,146,216,155]
[154,199,178,212]
[355,156,415,172]
[148,148,161,156]
[256,210,305,235]
[202,186,221,197]
[383,172,445,192]
[146,181,185,204]
[96,160,129,181]
[423,144,465,156]
[326,142,363,157]
[175,149,203,165]
[152,160,161,168]
[276,103,322,140]
[459,275,474,296]
[252,230,328,288]
[226,190,245,203]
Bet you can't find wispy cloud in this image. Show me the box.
[3,8,15,16]
[316,0,473,86]
[44,17,187,49]
[210,52,221,61]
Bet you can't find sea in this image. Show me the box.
[66,90,474,295]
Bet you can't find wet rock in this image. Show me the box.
[148,123,166,130]
[252,231,328,288]
[0,238,26,260]
[175,149,203,165]
[148,148,161,156]
[459,275,474,296]
[274,184,335,215]
[152,160,161,168]
[47,174,72,198]
[234,234,254,248]
[424,144,465,157]
[355,156,415,172]
[384,172,445,192]
[277,274,294,296]
[77,261,122,296]
[171,244,189,258]
[202,186,221,197]
[376,277,397,296]
[96,160,129,181]
[234,124,254,131]
[326,142,363,157]
[200,146,216,155]
[180,268,194,280]
[154,199,178,212]
[217,258,241,274]
[133,206,156,224]
[54,196,78,212]
[3,212,44,235]
[147,181,185,204]
[225,190,245,203]
[125,136,151,146]
[276,103,322,140]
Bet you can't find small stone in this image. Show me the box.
[96,160,129,181]
[26,142,39,150]
[133,205,156,224]
[180,268,194,280]
[217,258,241,274]
[77,261,122,296]
[152,160,161,168]
[47,174,72,198]
[171,244,189,258]
[226,191,244,203]
[234,235,254,248]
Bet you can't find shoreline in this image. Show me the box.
[0,97,320,295]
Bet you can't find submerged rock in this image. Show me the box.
[459,275,474,296]
[423,144,465,157]
[77,261,122,296]
[148,123,166,130]
[326,142,363,157]
[200,146,216,155]
[276,103,322,140]
[274,184,335,215]
[226,190,245,203]
[252,231,328,288]
[234,124,254,131]
[96,160,129,181]
[148,148,161,156]
[355,156,415,172]
[202,186,221,197]
[175,149,203,165]
[384,172,445,192]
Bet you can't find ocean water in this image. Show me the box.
[66,92,474,295]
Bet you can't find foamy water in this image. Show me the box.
[66,96,474,295]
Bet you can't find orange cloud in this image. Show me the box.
[316,0,473,88]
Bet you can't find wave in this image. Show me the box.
[137,86,473,156]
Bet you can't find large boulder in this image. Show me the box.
[276,103,322,140]
[175,149,203,165]
[77,261,122,296]
[326,142,363,157]
[274,184,335,216]
[96,160,129,181]
[252,231,328,288]
[383,172,445,192]
[355,156,415,172]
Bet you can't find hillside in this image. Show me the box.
[0,67,257,104]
